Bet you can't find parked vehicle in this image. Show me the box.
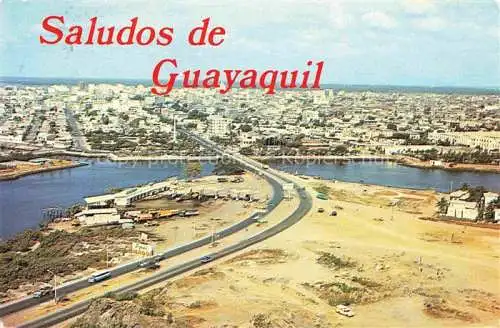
[179,209,199,217]
[330,211,338,216]
[318,208,325,213]
[88,271,111,283]
[316,193,328,200]
[336,304,355,317]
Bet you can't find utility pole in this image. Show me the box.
[211,224,217,245]
[106,239,109,268]
[173,115,177,143]
[47,269,57,303]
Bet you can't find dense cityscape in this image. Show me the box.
[1,1,499,326]
[1,84,499,159]
[1,82,498,326]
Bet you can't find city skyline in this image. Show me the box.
[0,0,499,88]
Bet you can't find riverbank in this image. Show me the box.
[58,174,500,328]
[398,156,500,173]
[4,150,500,175]
[0,160,87,181]
[0,172,271,305]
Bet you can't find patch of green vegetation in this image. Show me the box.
[313,183,331,195]
[104,291,138,301]
[316,252,356,269]
[0,230,43,253]
[327,294,357,306]
[331,282,360,293]
[0,228,138,293]
[139,293,165,317]
[351,276,382,288]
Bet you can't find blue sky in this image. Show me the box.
[0,0,498,87]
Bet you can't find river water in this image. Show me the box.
[0,160,215,239]
[271,161,499,192]
[1,160,498,239]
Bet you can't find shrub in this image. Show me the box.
[316,252,356,269]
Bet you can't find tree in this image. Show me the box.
[240,124,252,132]
[460,183,470,191]
[332,145,348,156]
[213,161,244,175]
[184,162,202,179]
[387,123,397,130]
[239,147,253,155]
[101,115,110,125]
[437,197,449,214]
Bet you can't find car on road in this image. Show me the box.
[153,254,164,261]
[200,255,213,263]
[33,286,53,298]
[318,208,325,213]
[330,211,338,216]
[138,260,155,268]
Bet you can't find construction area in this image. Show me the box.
[0,172,273,304]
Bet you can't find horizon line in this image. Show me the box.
[0,75,499,91]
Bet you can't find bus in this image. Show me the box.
[88,271,111,283]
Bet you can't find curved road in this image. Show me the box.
[13,131,312,328]
[0,168,282,317]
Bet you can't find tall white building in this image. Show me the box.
[207,115,231,137]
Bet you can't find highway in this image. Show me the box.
[0,179,282,317]
[12,131,312,328]
[0,131,284,317]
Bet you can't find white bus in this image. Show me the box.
[88,271,111,283]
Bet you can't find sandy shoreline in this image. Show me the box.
[124,173,498,327]
[397,156,500,173]
[2,172,499,327]
[0,162,87,181]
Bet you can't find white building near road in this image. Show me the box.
[75,208,121,226]
[446,200,479,220]
[428,132,500,151]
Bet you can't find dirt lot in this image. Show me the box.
[74,175,500,327]
[1,173,270,305]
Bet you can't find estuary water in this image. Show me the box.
[1,160,498,239]
[0,160,214,239]
[272,161,499,192]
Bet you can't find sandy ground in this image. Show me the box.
[0,159,82,180]
[101,173,498,327]
[0,173,271,306]
[1,172,297,327]
[4,172,500,327]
